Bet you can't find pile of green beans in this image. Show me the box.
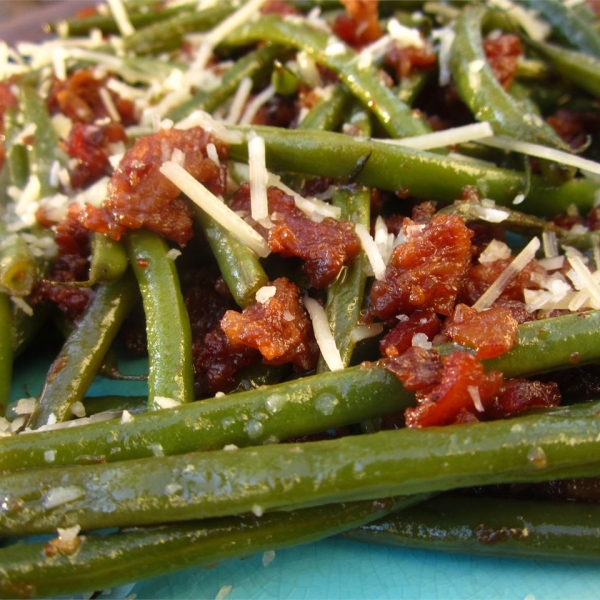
[3,0,600,597]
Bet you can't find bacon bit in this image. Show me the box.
[64,122,127,189]
[459,257,543,306]
[332,0,383,48]
[486,379,561,419]
[47,69,136,125]
[381,346,443,391]
[546,109,600,151]
[220,277,318,371]
[30,204,92,320]
[483,33,523,90]
[384,43,437,81]
[369,213,473,322]
[44,534,82,557]
[79,127,228,246]
[230,185,361,289]
[380,308,441,357]
[193,327,259,397]
[404,351,504,428]
[443,303,519,359]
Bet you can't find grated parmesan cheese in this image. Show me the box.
[381,122,494,151]
[479,135,600,176]
[354,223,387,281]
[160,160,270,257]
[154,396,182,409]
[248,133,269,223]
[106,0,135,37]
[473,237,541,311]
[303,297,344,371]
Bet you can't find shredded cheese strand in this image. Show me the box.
[355,223,387,281]
[381,122,494,150]
[472,237,540,311]
[160,161,270,258]
[248,133,269,222]
[303,297,344,372]
[106,0,135,37]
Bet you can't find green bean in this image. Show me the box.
[127,230,194,409]
[317,186,370,372]
[298,85,353,131]
[194,210,268,308]
[88,233,128,285]
[3,107,29,191]
[0,496,420,599]
[0,228,36,297]
[18,84,66,198]
[11,303,50,358]
[0,363,413,472]
[2,403,600,536]
[227,126,600,215]
[526,39,600,99]
[449,5,569,150]
[54,1,196,37]
[484,310,600,379]
[271,58,300,95]
[27,271,139,429]
[515,0,600,57]
[166,44,285,122]
[0,293,13,417]
[122,3,236,55]
[223,14,431,138]
[344,493,600,562]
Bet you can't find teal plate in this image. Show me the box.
[9,350,600,600]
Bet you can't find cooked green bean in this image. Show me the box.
[0,227,36,297]
[317,186,370,372]
[0,496,421,600]
[2,402,600,536]
[515,0,600,57]
[27,272,139,429]
[127,230,194,409]
[227,126,600,214]
[193,209,268,308]
[0,363,413,472]
[223,14,431,138]
[450,5,569,150]
[344,493,600,562]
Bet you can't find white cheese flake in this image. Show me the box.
[248,133,269,222]
[381,122,494,150]
[303,297,344,372]
[354,223,387,281]
[160,161,270,258]
[106,0,135,36]
[42,486,84,509]
[472,237,541,311]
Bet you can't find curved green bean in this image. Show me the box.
[450,5,569,150]
[298,85,354,131]
[223,14,431,138]
[27,271,139,429]
[515,0,600,57]
[2,402,600,536]
[127,229,194,409]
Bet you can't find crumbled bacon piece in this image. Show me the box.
[47,68,135,125]
[193,327,259,397]
[443,303,519,359]
[30,204,92,320]
[404,351,504,428]
[79,127,228,246]
[384,43,437,81]
[459,258,543,306]
[63,122,127,189]
[485,379,561,419]
[380,308,441,357]
[229,184,361,289]
[332,0,383,48]
[381,346,443,391]
[369,213,473,322]
[220,277,318,371]
[546,109,600,150]
[483,33,523,90]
